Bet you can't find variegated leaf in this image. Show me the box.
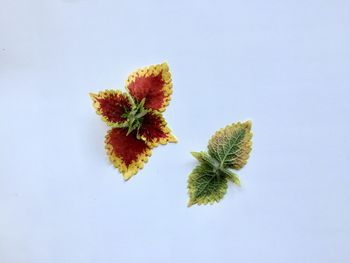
[208,121,252,170]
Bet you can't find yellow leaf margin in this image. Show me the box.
[125,62,172,113]
[105,131,153,181]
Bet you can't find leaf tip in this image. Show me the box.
[234,178,241,187]
[89,92,97,100]
[191,151,200,158]
[187,200,194,207]
[161,61,169,70]
[244,120,252,130]
[120,166,138,181]
[168,134,178,143]
[122,172,133,181]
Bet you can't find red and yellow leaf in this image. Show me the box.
[138,112,177,147]
[90,90,132,126]
[105,128,152,180]
[126,63,172,112]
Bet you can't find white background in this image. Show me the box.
[1,0,350,262]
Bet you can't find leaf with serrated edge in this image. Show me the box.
[208,121,252,170]
[187,162,228,207]
[191,151,219,167]
[220,169,241,187]
[191,151,241,186]
[187,121,252,207]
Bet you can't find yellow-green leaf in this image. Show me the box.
[187,162,228,207]
[208,121,252,170]
[220,169,241,186]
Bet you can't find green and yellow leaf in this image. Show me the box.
[220,169,241,187]
[187,121,253,207]
[187,162,228,207]
[191,151,241,186]
[208,121,252,170]
[191,151,219,167]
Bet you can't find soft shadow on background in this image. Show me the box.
[1,0,350,262]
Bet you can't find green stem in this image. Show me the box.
[117,97,149,136]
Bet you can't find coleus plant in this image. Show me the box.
[188,121,253,206]
[90,63,177,180]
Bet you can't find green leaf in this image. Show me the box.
[208,121,252,170]
[187,162,228,207]
[188,121,253,207]
[219,168,241,187]
[191,151,241,186]
[191,151,219,168]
